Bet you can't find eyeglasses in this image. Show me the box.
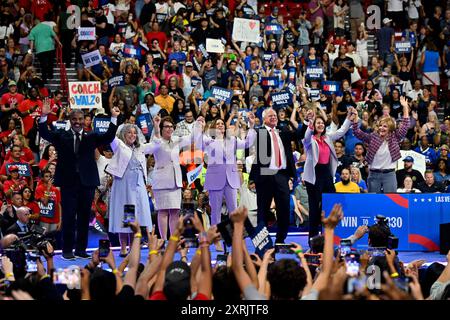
[163,125,174,129]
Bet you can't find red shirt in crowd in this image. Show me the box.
[1,92,25,110]
[25,200,41,223]
[35,184,61,224]
[18,0,31,11]
[145,31,168,50]
[32,0,52,22]
[47,98,62,124]
[38,159,57,171]
[17,99,43,135]
[5,147,35,164]
[3,177,28,194]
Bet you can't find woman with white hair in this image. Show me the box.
[106,116,161,256]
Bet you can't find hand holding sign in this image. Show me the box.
[248,112,255,128]
[111,106,120,118]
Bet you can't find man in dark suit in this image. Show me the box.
[249,108,300,243]
[39,99,120,260]
[0,192,22,234]
[5,206,31,236]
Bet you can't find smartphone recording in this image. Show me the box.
[123,204,136,227]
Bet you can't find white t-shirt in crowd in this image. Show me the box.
[103,4,116,25]
[387,0,407,12]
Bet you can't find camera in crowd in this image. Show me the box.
[371,214,399,250]
[1,225,54,277]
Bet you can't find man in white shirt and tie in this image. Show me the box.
[250,108,300,243]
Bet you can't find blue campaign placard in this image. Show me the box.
[306,67,323,80]
[137,113,153,137]
[191,77,202,88]
[322,81,341,95]
[265,23,283,35]
[108,75,124,88]
[93,117,111,134]
[286,82,297,94]
[395,41,411,53]
[246,221,274,258]
[6,162,31,177]
[123,44,141,58]
[261,77,279,89]
[270,91,292,109]
[322,193,450,252]
[308,88,321,101]
[211,86,233,104]
[39,200,55,219]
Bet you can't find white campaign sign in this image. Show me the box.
[78,27,96,40]
[206,38,225,53]
[232,18,260,43]
[68,81,102,109]
[81,50,102,67]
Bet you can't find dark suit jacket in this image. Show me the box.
[38,121,118,187]
[5,222,27,236]
[0,207,17,235]
[249,126,299,183]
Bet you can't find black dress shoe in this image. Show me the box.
[74,252,91,259]
[61,253,76,261]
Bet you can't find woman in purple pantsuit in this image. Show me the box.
[196,113,256,249]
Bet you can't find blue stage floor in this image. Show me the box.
[50,228,448,269]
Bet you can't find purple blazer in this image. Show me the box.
[198,129,256,191]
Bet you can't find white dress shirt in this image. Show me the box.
[264,125,287,170]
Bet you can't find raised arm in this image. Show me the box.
[302,109,317,150]
[95,107,120,147]
[394,96,411,141]
[328,107,356,141]
[122,221,142,289]
[230,207,256,294]
[152,216,184,294]
[38,98,60,144]
[236,113,256,149]
[312,203,343,292]
[351,111,372,143]
[143,115,162,154]
[290,102,301,129]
